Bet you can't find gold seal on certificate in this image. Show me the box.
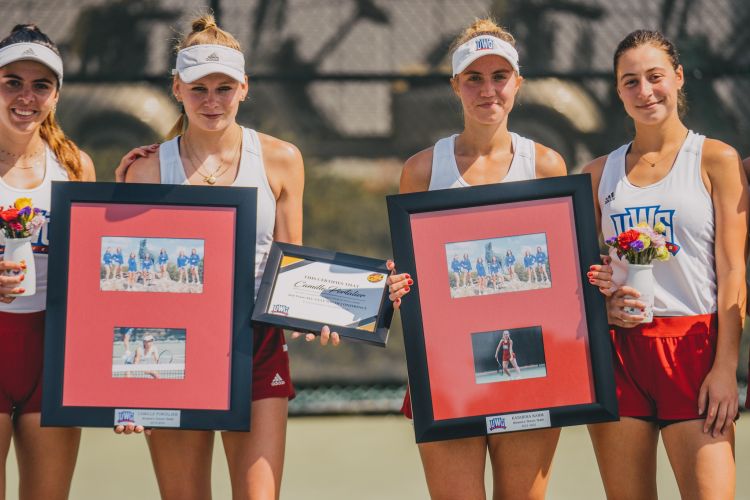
[253,243,393,346]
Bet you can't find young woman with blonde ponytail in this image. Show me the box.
[118,15,338,499]
[0,24,95,500]
[386,18,580,500]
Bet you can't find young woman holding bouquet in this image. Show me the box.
[120,14,338,499]
[583,30,747,499]
[0,24,95,499]
[386,18,572,500]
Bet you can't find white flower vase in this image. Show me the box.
[3,237,35,296]
[624,263,653,323]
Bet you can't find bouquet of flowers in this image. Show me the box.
[0,198,45,239]
[604,222,676,265]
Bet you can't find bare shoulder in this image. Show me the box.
[124,152,161,183]
[580,154,608,177]
[533,142,566,178]
[400,147,434,194]
[78,149,97,181]
[701,138,740,172]
[743,156,750,181]
[257,132,303,172]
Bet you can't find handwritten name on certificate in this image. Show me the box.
[268,259,386,329]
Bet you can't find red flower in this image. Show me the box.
[617,229,640,248]
[0,208,19,222]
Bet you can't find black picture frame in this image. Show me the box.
[42,181,257,431]
[387,174,618,443]
[253,242,393,347]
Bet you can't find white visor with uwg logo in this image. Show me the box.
[0,42,64,86]
[173,44,245,83]
[451,35,520,76]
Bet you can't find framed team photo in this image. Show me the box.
[99,237,205,293]
[42,182,257,431]
[387,174,617,443]
[252,242,393,347]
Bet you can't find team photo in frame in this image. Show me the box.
[42,182,257,430]
[387,175,617,443]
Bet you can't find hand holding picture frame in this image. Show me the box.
[387,174,617,443]
[252,242,393,347]
[42,182,256,431]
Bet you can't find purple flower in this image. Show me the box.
[629,240,644,252]
[18,206,31,217]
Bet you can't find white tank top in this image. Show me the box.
[428,132,536,190]
[159,127,276,296]
[598,130,716,316]
[0,146,69,313]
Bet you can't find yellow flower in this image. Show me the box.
[14,197,32,210]
[638,234,651,248]
[656,246,669,261]
[637,221,649,228]
[654,222,666,234]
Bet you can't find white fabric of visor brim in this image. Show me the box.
[176,64,245,84]
[451,37,520,76]
[0,42,63,86]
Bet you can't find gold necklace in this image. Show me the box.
[182,135,241,185]
[0,147,44,170]
[633,132,688,168]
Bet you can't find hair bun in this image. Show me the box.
[191,15,217,33]
[11,24,41,35]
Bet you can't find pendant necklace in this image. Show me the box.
[183,135,241,185]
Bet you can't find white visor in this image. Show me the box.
[0,42,63,87]
[173,44,245,83]
[451,35,520,76]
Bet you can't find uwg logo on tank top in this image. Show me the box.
[609,205,681,254]
[0,208,50,254]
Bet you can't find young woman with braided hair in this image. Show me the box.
[0,23,95,500]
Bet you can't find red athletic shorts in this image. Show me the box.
[0,311,45,415]
[401,385,413,419]
[252,325,295,401]
[610,314,717,420]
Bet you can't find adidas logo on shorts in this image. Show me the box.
[205,52,220,62]
[271,373,285,386]
[22,48,36,56]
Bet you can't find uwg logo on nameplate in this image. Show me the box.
[486,410,551,434]
[115,410,136,425]
[114,409,181,428]
[271,304,290,316]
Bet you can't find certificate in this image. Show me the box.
[253,243,392,346]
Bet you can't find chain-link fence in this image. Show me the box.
[4,0,749,413]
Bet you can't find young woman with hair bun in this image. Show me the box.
[585,29,746,499]
[120,14,338,499]
[386,17,578,500]
[0,23,95,500]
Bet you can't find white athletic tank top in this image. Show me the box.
[428,132,536,190]
[159,127,276,296]
[0,146,69,313]
[598,130,716,316]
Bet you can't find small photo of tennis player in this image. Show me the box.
[100,236,205,293]
[445,233,552,298]
[111,327,186,380]
[470,326,547,384]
